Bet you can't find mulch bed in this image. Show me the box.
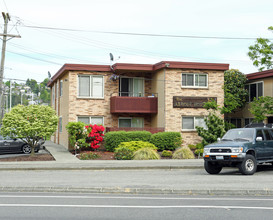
[0,154,55,162]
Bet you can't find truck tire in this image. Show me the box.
[204,161,222,174]
[239,154,257,175]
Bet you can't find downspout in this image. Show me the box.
[164,63,170,131]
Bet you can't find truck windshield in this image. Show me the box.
[222,129,254,141]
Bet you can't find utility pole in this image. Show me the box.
[0,12,21,120]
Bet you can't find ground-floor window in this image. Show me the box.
[118,117,144,128]
[59,116,62,132]
[77,116,104,125]
[182,116,206,130]
[225,118,242,128]
[244,118,254,127]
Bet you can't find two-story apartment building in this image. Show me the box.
[226,69,273,127]
[48,61,229,150]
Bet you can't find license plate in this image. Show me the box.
[216,156,224,160]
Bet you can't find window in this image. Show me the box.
[118,117,144,128]
[244,118,254,127]
[264,130,272,140]
[59,117,62,133]
[78,75,104,98]
[182,116,206,130]
[59,80,63,97]
[52,84,55,108]
[182,73,208,88]
[245,82,263,102]
[119,77,144,97]
[225,118,242,128]
[78,116,104,125]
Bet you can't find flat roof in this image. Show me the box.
[246,69,273,81]
[48,61,229,87]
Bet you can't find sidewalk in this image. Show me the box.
[0,140,204,170]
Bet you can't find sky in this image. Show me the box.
[0,0,273,83]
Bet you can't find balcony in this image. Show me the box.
[110,93,158,114]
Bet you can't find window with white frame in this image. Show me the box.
[59,117,62,132]
[245,82,263,102]
[78,75,104,98]
[77,116,104,125]
[182,73,208,88]
[182,116,206,130]
[118,117,144,128]
[59,80,63,97]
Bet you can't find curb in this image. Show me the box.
[0,165,204,171]
[1,186,273,196]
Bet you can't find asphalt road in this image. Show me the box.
[1,193,273,220]
[1,166,273,194]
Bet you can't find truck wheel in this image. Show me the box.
[204,161,222,174]
[239,155,257,175]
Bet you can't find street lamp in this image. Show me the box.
[20,89,25,105]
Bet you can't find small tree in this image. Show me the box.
[249,96,273,122]
[1,105,58,155]
[248,26,273,71]
[196,100,226,146]
[221,69,248,114]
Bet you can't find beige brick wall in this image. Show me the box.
[53,68,224,149]
[164,69,224,147]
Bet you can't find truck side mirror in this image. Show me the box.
[256,137,263,142]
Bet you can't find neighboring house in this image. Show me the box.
[226,69,273,127]
[48,61,228,149]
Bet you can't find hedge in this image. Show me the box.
[104,131,152,152]
[150,132,182,151]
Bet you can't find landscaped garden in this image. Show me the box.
[66,122,204,160]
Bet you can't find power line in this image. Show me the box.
[16,24,273,40]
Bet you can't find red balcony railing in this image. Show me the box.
[110,93,158,114]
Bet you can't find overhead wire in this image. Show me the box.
[15,19,250,64]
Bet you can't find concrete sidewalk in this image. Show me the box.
[0,140,204,170]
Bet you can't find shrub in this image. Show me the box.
[194,148,204,156]
[172,147,195,159]
[66,122,89,149]
[133,148,160,160]
[104,131,152,152]
[150,132,182,151]
[114,146,135,160]
[114,141,157,160]
[161,150,173,157]
[79,152,101,160]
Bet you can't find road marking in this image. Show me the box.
[0,204,273,210]
[1,195,273,202]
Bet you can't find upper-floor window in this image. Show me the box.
[78,75,104,98]
[52,84,55,108]
[119,77,144,97]
[59,80,63,97]
[182,73,208,88]
[245,82,263,102]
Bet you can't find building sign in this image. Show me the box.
[173,96,217,108]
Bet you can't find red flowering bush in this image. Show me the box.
[85,124,105,149]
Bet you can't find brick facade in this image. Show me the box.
[49,62,227,149]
